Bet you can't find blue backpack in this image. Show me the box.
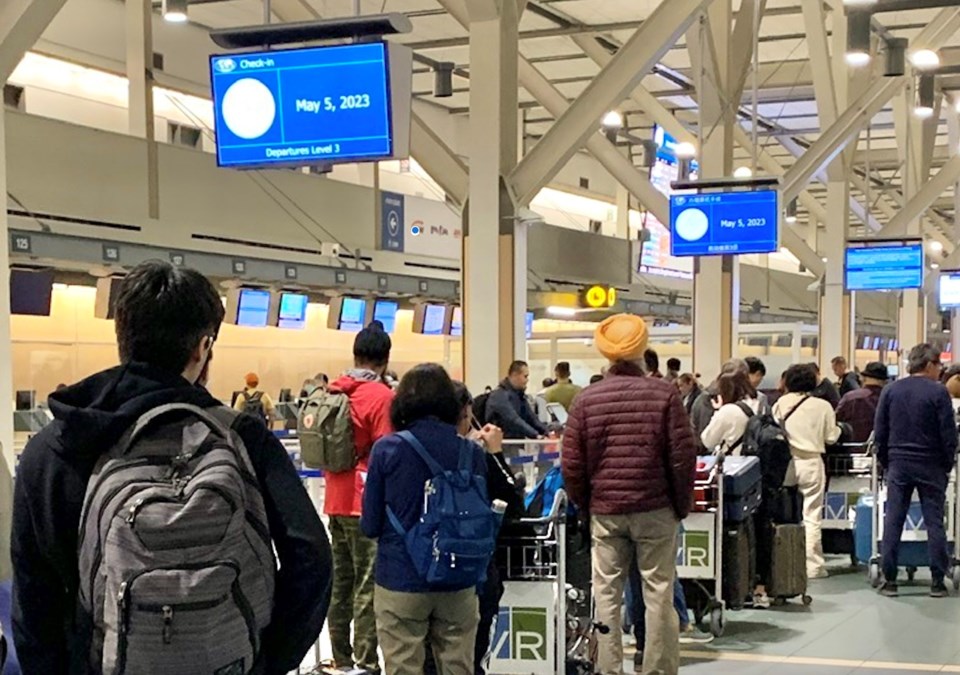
[524,466,574,518]
[387,431,499,587]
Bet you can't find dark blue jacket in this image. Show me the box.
[486,379,547,440]
[361,419,488,593]
[874,376,958,470]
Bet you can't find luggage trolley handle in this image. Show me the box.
[868,436,881,563]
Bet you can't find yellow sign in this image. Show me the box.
[580,285,617,309]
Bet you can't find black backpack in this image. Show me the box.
[472,392,491,427]
[734,397,810,490]
[242,391,267,422]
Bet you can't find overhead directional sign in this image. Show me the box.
[669,190,779,257]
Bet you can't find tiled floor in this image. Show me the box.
[660,560,960,674]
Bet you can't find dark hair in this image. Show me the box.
[745,356,766,377]
[354,320,392,367]
[115,261,224,374]
[644,348,660,373]
[667,358,681,372]
[452,381,473,427]
[508,360,528,376]
[555,361,571,379]
[717,371,756,405]
[390,364,461,430]
[678,373,697,386]
[907,343,942,375]
[784,364,818,394]
[542,378,555,389]
[831,356,847,368]
[590,374,604,385]
[807,362,821,375]
[941,364,960,384]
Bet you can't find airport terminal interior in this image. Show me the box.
[6,0,960,673]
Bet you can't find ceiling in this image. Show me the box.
[182,0,960,240]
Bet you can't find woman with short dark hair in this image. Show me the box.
[362,364,500,674]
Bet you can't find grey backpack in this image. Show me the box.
[297,389,356,472]
[78,404,275,675]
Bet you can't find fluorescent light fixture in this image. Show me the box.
[910,48,941,70]
[674,141,697,159]
[162,0,189,22]
[547,306,578,317]
[915,74,935,118]
[845,11,872,67]
[733,166,753,179]
[785,198,798,224]
[601,110,623,130]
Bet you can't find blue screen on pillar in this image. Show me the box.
[210,43,394,167]
[844,243,924,291]
[669,190,779,257]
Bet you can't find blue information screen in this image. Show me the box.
[339,297,367,332]
[277,293,308,329]
[210,43,393,168]
[422,304,446,336]
[373,300,398,334]
[237,289,271,327]
[449,306,463,337]
[669,190,779,257]
[845,244,923,291]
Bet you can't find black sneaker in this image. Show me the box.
[634,650,644,673]
[931,581,949,598]
[879,581,899,597]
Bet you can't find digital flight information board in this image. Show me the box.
[210,42,412,168]
[669,190,779,257]
[845,241,924,292]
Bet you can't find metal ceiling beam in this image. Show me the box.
[880,155,960,238]
[410,111,469,209]
[268,0,320,23]
[510,0,710,206]
[728,0,767,110]
[849,171,954,251]
[780,7,960,202]
[518,58,670,223]
[0,0,68,82]
[403,18,647,50]
[570,34,696,147]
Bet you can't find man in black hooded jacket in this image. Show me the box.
[11,261,332,674]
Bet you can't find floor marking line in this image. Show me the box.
[681,650,956,671]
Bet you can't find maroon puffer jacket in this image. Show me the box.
[562,361,697,518]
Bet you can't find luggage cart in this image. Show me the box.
[501,438,562,494]
[679,452,726,638]
[823,441,872,566]
[489,490,568,675]
[864,444,960,589]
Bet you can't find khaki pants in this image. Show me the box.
[784,452,826,577]
[375,585,479,675]
[329,516,379,672]
[592,509,680,675]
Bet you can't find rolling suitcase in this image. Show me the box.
[722,519,755,610]
[768,523,811,605]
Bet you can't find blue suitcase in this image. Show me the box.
[723,456,762,523]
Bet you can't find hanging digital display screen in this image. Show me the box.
[210,42,412,168]
[940,271,960,308]
[372,299,399,333]
[845,241,924,292]
[669,190,780,257]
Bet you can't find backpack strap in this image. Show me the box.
[118,403,231,456]
[735,402,755,419]
[780,395,811,429]
[721,402,755,455]
[387,430,444,537]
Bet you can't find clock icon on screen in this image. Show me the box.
[675,208,709,242]
[221,78,277,140]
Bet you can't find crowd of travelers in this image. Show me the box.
[8,261,958,675]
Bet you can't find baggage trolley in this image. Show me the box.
[679,451,726,638]
[822,441,872,566]
[864,444,960,588]
[489,490,569,675]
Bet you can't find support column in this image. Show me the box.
[463,0,520,391]
[0,110,14,578]
[692,2,738,372]
[615,183,630,239]
[819,181,853,370]
[895,84,926,352]
[126,0,158,218]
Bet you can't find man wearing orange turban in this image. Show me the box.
[563,313,697,675]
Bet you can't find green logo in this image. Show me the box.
[494,606,548,660]
[677,530,710,567]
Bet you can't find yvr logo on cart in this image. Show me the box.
[677,530,711,568]
[493,607,548,661]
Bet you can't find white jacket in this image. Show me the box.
[773,392,841,455]
[700,397,762,454]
